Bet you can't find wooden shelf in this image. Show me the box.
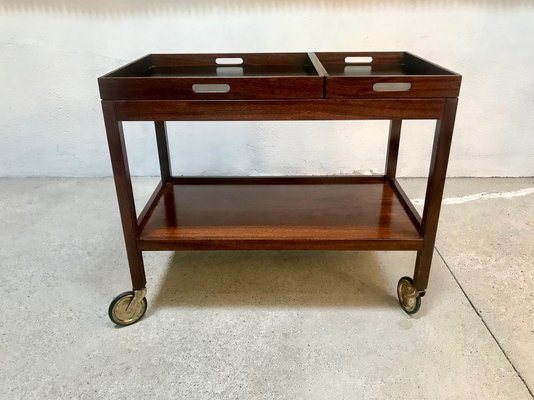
[137,177,423,251]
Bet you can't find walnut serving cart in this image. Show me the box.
[98,52,461,326]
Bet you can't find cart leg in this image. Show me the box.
[155,121,172,181]
[102,102,146,291]
[385,119,402,179]
[379,119,403,225]
[154,121,178,226]
[413,98,458,293]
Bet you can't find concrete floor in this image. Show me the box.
[0,177,533,399]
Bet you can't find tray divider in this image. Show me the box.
[307,52,329,77]
[308,52,328,98]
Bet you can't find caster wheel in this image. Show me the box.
[108,291,147,326]
[397,277,421,315]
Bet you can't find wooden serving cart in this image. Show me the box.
[98,52,461,326]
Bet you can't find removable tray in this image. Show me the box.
[98,53,324,100]
[99,52,461,101]
[315,52,461,98]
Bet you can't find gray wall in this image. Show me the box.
[1,1,533,177]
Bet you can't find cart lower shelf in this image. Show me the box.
[137,176,423,251]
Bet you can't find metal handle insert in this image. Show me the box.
[373,82,412,92]
[192,84,231,93]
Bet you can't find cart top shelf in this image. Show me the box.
[98,51,461,100]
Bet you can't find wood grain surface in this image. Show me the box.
[137,178,423,251]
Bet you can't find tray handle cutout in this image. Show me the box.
[345,56,373,64]
[373,82,412,92]
[344,65,372,75]
[216,67,244,76]
[192,84,231,94]
[216,57,244,65]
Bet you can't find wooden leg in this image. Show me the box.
[102,101,146,290]
[380,119,401,231]
[155,121,172,181]
[413,98,458,292]
[385,119,402,180]
[386,119,423,232]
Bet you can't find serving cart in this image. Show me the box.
[98,52,461,326]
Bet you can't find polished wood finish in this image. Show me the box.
[315,51,461,99]
[316,51,405,65]
[99,53,323,100]
[137,178,422,251]
[98,52,461,101]
[385,119,402,179]
[149,53,317,67]
[100,77,323,100]
[154,121,171,181]
[102,102,146,290]
[136,180,164,232]
[113,99,446,121]
[413,98,459,292]
[323,76,461,99]
[100,51,460,301]
[169,176,386,184]
[390,178,423,231]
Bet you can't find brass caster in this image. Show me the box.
[108,288,147,326]
[397,277,421,315]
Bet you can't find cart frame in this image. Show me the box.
[100,52,460,324]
